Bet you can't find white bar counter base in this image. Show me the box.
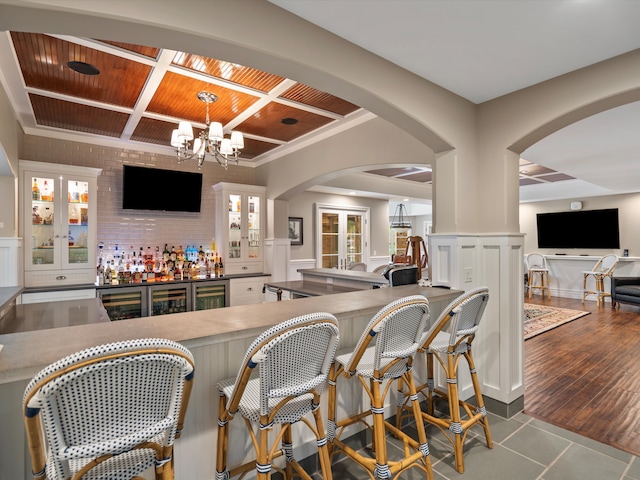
[0,284,461,480]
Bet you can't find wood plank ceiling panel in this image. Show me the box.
[11,32,151,108]
[172,53,285,92]
[96,40,160,59]
[238,102,334,142]
[147,71,261,123]
[30,94,129,137]
[280,83,360,116]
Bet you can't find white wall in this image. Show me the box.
[520,192,640,256]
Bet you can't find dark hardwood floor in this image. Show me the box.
[524,294,640,457]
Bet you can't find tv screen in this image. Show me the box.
[122,165,203,212]
[536,208,620,249]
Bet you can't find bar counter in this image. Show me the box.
[0,284,462,479]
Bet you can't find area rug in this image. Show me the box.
[524,304,590,340]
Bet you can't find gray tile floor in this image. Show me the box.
[322,412,640,480]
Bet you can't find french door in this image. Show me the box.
[316,204,369,269]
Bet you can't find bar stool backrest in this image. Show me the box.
[526,253,548,271]
[592,254,618,275]
[22,338,194,480]
[421,287,490,351]
[344,295,430,379]
[224,312,340,417]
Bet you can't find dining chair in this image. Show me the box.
[397,287,492,474]
[327,295,434,480]
[22,338,195,480]
[215,312,340,480]
[582,254,619,305]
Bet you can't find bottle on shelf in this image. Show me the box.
[69,182,80,203]
[32,178,40,201]
[177,245,184,261]
[170,245,177,262]
[41,180,52,202]
[218,256,224,276]
[236,198,241,212]
[198,245,205,260]
[163,244,170,262]
[80,184,89,203]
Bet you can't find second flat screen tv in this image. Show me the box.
[122,165,203,212]
[536,208,620,249]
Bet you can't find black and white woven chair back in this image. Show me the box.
[230,312,340,417]
[448,288,489,343]
[23,338,194,480]
[349,295,430,378]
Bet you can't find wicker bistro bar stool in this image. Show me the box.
[525,253,551,299]
[582,254,619,305]
[215,312,340,480]
[22,338,195,480]
[327,295,434,480]
[397,287,493,474]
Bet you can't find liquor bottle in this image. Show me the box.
[41,180,52,202]
[214,255,220,278]
[32,178,40,201]
[97,261,104,286]
[170,245,177,262]
[80,184,89,203]
[163,244,170,262]
[218,256,224,277]
[104,261,111,285]
[198,245,205,260]
[177,245,184,261]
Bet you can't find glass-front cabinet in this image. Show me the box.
[213,183,266,275]
[20,161,101,287]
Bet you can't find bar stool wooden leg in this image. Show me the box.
[465,350,493,449]
[311,393,333,480]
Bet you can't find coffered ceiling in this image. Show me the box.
[2,0,640,208]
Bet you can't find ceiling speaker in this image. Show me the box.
[570,201,582,211]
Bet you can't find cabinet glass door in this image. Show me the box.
[228,193,242,260]
[149,284,190,316]
[193,281,227,310]
[66,179,90,266]
[247,194,261,259]
[99,288,147,321]
[30,175,56,266]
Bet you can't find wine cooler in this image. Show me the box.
[148,284,191,316]
[98,287,148,321]
[193,280,229,310]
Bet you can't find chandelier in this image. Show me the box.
[390,203,412,232]
[170,91,244,169]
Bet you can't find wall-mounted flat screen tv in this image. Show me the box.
[536,208,620,249]
[122,165,203,212]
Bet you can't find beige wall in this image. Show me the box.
[520,193,640,256]
[20,135,257,261]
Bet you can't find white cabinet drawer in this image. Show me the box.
[230,275,270,306]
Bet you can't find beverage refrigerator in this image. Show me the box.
[148,283,191,316]
[193,280,229,310]
[97,286,148,321]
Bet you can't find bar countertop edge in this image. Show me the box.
[0,285,460,384]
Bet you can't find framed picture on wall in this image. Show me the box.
[288,217,303,245]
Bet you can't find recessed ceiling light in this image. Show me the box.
[349,191,356,195]
[281,117,298,125]
[67,61,100,75]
